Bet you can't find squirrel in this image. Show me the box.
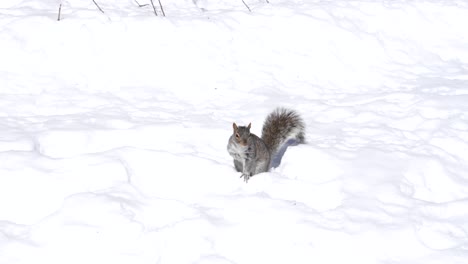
[227,107,305,182]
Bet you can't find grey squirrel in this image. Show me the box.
[227,107,305,182]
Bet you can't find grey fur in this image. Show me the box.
[261,107,305,155]
[227,107,305,182]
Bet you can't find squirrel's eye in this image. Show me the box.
[235,133,240,138]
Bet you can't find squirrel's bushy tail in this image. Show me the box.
[261,107,305,156]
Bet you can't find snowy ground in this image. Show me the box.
[1,0,468,263]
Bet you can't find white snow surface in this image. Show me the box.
[1,0,468,263]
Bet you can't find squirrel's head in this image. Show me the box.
[232,122,251,146]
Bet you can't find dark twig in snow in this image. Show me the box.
[134,0,149,7]
[150,0,158,16]
[158,0,166,16]
[92,0,105,13]
[57,4,62,21]
[241,0,251,12]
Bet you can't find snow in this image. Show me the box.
[1,0,468,263]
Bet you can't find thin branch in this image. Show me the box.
[266,0,269,3]
[157,0,166,17]
[57,3,62,21]
[92,0,105,13]
[241,0,251,12]
[134,0,149,7]
[150,0,158,16]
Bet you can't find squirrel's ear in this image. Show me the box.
[247,123,251,129]
[233,123,238,131]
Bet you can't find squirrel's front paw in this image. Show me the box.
[240,173,251,183]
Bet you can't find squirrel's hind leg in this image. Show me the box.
[255,160,269,175]
[234,159,243,172]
